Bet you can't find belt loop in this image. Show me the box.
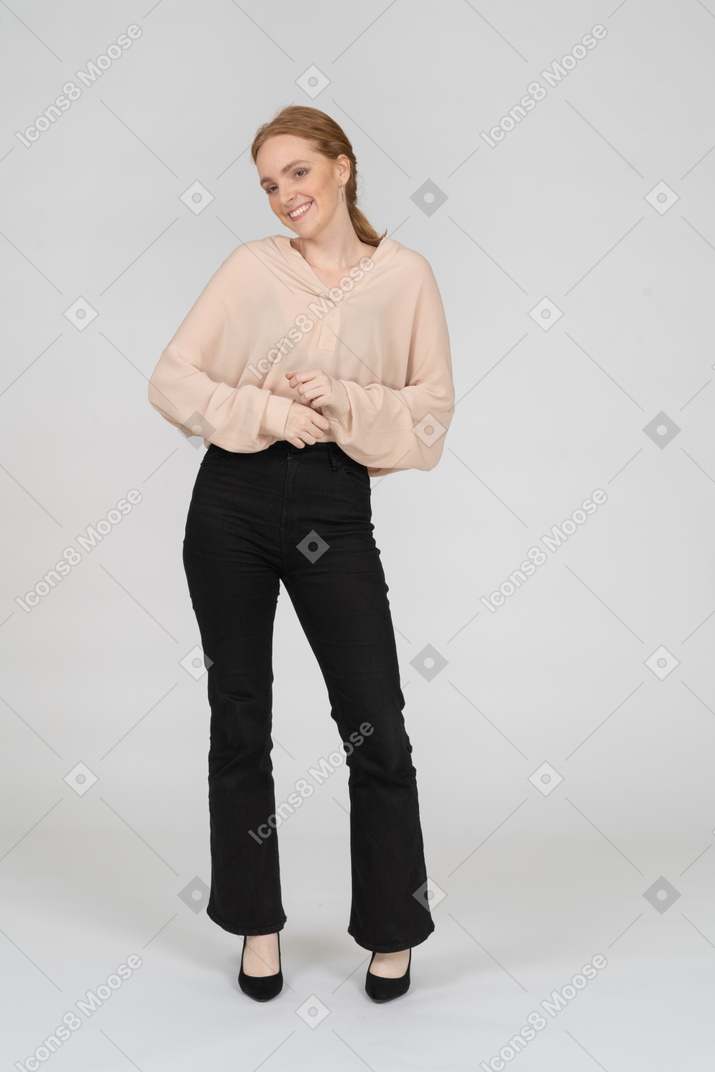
[328,441,340,470]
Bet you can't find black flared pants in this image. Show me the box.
[182,438,435,953]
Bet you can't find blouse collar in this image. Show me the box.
[270,233,398,298]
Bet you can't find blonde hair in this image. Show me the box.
[251,105,386,248]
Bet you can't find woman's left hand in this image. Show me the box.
[285,369,335,409]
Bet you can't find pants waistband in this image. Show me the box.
[265,438,348,470]
[267,439,343,461]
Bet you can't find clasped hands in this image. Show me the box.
[283,369,335,448]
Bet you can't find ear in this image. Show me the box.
[336,155,351,186]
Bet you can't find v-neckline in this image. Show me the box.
[273,233,393,297]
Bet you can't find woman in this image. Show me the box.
[148,105,455,1003]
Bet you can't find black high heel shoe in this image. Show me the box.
[238,932,283,1001]
[365,949,411,1003]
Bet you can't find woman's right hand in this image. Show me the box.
[283,401,332,448]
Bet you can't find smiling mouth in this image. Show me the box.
[288,201,313,220]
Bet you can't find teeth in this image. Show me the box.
[289,202,312,219]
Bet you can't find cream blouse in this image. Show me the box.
[148,234,455,478]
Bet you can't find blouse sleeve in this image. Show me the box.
[320,257,455,473]
[147,249,294,451]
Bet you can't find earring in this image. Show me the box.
[340,183,345,202]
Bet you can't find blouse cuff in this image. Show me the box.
[261,393,294,439]
[322,378,351,418]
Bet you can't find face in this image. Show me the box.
[256,134,349,237]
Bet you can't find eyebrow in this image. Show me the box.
[259,160,310,188]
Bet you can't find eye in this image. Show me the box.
[265,169,307,195]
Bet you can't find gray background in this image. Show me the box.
[2,1,714,1069]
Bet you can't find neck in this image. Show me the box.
[291,217,365,269]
